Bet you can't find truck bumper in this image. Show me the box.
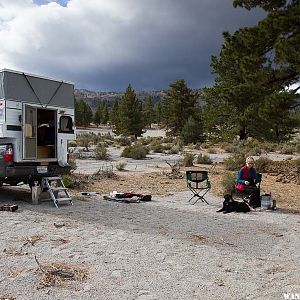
[5,164,71,178]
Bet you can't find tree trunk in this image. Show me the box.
[239,127,247,140]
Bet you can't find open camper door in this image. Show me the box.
[23,104,37,159]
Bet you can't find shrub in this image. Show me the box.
[261,142,277,153]
[294,158,300,173]
[245,147,262,156]
[150,141,164,153]
[115,160,127,171]
[169,144,180,154]
[182,152,194,167]
[68,140,77,147]
[68,155,77,172]
[62,174,73,188]
[117,136,132,146]
[279,144,296,155]
[207,148,217,154]
[95,143,110,160]
[223,154,245,171]
[223,144,241,154]
[197,153,213,164]
[172,138,184,150]
[121,143,148,159]
[221,172,237,194]
[255,157,272,173]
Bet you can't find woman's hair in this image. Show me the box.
[246,156,255,164]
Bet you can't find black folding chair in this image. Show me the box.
[186,170,211,205]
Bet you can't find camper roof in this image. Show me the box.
[0,69,74,85]
[0,69,74,108]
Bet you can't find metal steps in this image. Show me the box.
[42,177,73,208]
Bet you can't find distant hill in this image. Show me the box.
[74,89,166,111]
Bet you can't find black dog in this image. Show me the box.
[217,194,250,214]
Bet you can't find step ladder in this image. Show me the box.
[42,177,73,208]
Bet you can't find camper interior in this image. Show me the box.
[24,106,57,160]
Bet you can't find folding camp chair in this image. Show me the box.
[186,170,211,205]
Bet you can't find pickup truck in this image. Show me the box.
[0,143,70,188]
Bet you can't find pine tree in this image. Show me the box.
[162,79,199,136]
[142,95,154,128]
[153,100,163,125]
[75,99,93,127]
[203,0,300,141]
[180,116,204,144]
[94,106,101,127]
[109,100,120,128]
[116,85,144,138]
[101,101,109,125]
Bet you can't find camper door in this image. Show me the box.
[23,104,37,159]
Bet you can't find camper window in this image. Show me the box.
[59,116,73,133]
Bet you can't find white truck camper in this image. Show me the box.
[0,69,75,205]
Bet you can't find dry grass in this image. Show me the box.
[71,164,300,212]
[35,257,88,289]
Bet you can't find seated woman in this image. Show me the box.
[236,156,261,208]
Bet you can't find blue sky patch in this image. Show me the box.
[33,0,68,7]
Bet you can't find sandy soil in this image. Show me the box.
[0,187,299,300]
[0,145,299,299]
[72,163,300,213]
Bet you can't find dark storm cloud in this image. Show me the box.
[0,0,265,91]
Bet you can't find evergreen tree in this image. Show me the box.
[153,100,163,124]
[162,79,199,136]
[203,0,300,141]
[180,116,204,144]
[116,85,144,138]
[142,95,154,128]
[101,101,109,125]
[94,107,101,127]
[109,100,120,128]
[75,99,93,127]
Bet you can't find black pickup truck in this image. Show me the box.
[0,143,70,188]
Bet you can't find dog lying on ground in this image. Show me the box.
[217,194,250,213]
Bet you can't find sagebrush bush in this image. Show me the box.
[197,153,213,164]
[121,143,148,159]
[68,140,77,147]
[255,157,272,173]
[279,144,296,154]
[115,160,127,171]
[294,158,300,172]
[169,144,180,154]
[223,144,241,154]
[68,156,77,172]
[223,154,245,171]
[62,174,73,188]
[221,172,237,194]
[182,152,194,167]
[150,141,164,153]
[116,136,132,146]
[172,138,184,151]
[207,148,217,154]
[95,143,110,160]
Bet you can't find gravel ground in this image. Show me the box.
[0,187,299,300]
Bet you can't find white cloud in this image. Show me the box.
[0,0,265,90]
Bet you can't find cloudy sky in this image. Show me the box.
[0,0,265,91]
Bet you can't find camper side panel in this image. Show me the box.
[0,99,4,138]
[0,100,22,161]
